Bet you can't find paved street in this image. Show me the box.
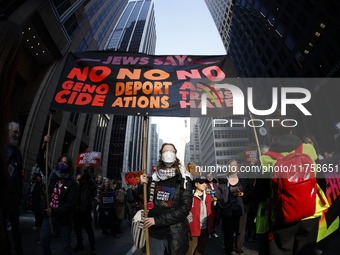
[8,210,340,255]
[13,210,259,255]
[13,211,135,255]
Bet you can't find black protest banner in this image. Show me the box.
[50,51,238,117]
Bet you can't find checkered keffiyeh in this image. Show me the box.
[154,168,176,181]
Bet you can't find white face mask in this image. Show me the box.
[162,151,176,165]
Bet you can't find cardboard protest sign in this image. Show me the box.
[244,149,258,164]
[122,171,144,187]
[76,151,101,167]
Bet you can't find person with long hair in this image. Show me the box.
[40,154,78,255]
[302,133,324,160]
[98,178,118,238]
[216,159,246,255]
[140,143,193,255]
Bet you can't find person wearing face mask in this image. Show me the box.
[140,143,193,255]
[40,154,78,255]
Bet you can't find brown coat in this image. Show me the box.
[114,188,126,219]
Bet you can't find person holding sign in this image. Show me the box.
[40,154,77,255]
[98,178,118,237]
[140,143,193,255]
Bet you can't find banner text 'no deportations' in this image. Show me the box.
[50,51,236,117]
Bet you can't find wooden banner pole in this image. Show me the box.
[249,112,262,158]
[45,113,54,234]
[142,116,150,255]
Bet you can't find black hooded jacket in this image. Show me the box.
[43,169,77,225]
[76,174,97,212]
[146,174,193,255]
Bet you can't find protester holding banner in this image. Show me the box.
[40,154,78,255]
[98,178,118,238]
[141,143,193,255]
[36,134,52,177]
[73,165,97,254]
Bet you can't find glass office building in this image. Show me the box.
[1,0,128,179]
[105,0,156,54]
[105,0,156,179]
[205,0,340,151]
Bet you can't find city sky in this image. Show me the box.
[151,0,226,158]
[154,0,226,55]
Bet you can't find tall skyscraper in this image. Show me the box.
[186,121,202,166]
[2,0,128,178]
[188,116,250,174]
[147,123,159,174]
[105,0,156,54]
[104,0,156,179]
[205,0,340,152]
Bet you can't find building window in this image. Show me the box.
[286,63,297,77]
[63,14,79,39]
[52,0,71,16]
[285,36,295,50]
[69,112,79,125]
[76,39,88,52]
[275,24,285,37]
[93,114,109,152]
[83,114,92,136]
[278,48,287,62]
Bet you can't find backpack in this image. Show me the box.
[264,144,324,223]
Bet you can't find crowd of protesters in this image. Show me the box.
[2,115,340,255]
[2,116,340,255]
[138,112,338,255]
[2,129,139,255]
